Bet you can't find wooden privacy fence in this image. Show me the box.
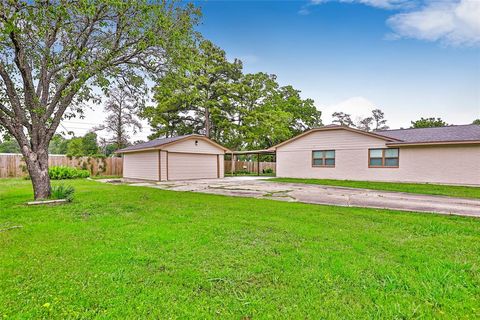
[0,153,123,178]
[224,160,276,174]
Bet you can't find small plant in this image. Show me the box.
[263,167,274,174]
[49,166,90,180]
[50,184,75,202]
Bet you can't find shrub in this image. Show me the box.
[263,167,274,174]
[50,184,75,202]
[49,166,90,180]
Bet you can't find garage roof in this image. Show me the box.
[116,134,229,153]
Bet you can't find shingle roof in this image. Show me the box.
[117,134,199,153]
[271,124,480,150]
[376,124,480,144]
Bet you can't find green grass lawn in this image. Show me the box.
[1,179,479,318]
[270,177,480,199]
[88,175,123,180]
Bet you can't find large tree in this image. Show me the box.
[0,1,197,199]
[96,86,143,150]
[331,108,389,132]
[411,117,448,128]
[237,74,321,149]
[371,109,389,130]
[356,116,373,132]
[355,108,389,132]
[331,112,354,127]
[143,39,242,140]
[143,43,322,150]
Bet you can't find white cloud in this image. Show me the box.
[298,7,311,15]
[322,96,376,124]
[305,0,413,12]
[302,0,480,47]
[387,0,480,46]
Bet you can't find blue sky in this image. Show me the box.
[194,0,480,128]
[72,0,479,139]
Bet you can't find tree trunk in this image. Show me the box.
[23,146,51,200]
[205,107,210,137]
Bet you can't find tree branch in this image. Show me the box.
[0,63,30,128]
[8,28,36,113]
[45,88,77,144]
[44,5,107,121]
[0,101,14,118]
[36,13,61,105]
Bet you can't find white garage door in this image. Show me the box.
[123,151,158,180]
[168,153,218,180]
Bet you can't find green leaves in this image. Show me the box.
[411,117,448,128]
[50,183,75,201]
[66,133,100,157]
[49,167,89,180]
[145,39,322,149]
[0,0,199,127]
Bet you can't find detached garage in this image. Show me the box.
[117,134,229,181]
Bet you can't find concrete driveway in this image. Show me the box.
[109,177,480,217]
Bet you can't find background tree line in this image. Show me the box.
[0,130,110,157]
[331,109,390,131]
[141,40,322,150]
[330,111,479,131]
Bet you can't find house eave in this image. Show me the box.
[116,146,161,154]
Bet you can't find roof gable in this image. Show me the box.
[117,134,229,153]
[271,125,400,150]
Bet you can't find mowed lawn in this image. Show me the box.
[1,179,479,319]
[270,177,480,199]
